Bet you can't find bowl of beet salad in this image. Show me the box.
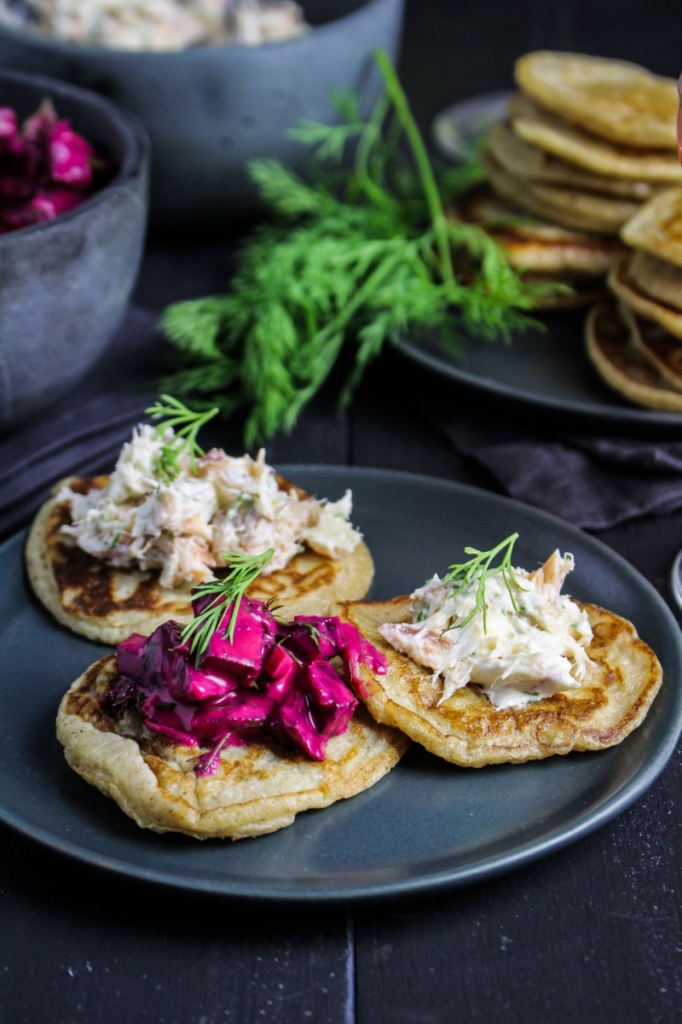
[0,70,148,431]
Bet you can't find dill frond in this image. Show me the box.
[158,51,551,446]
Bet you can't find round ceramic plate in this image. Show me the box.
[2,467,681,902]
[432,89,512,160]
[393,314,682,435]
[425,93,682,434]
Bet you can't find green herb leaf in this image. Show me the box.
[442,533,524,634]
[180,548,275,664]
[146,394,220,481]
[159,52,556,447]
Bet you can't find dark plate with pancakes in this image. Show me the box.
[423,92,682,434]
[393,310,682,435]
[1,467,681,901]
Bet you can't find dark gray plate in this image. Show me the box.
[394,316,682,435]
[432,89,512,161]
[421,92,682,435]
[1,467,681,902]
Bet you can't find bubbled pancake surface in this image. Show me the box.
[483,150,640,234]
[515,52,679,149]
[487,121,662,200]
[620,187,682,269]
[608,260,682,340]
[455,186,626,276]
[334,595,663,767]
[56,656,410,840]
[627,250,682,311]
[26,475,375,645]
[509,94,682,182]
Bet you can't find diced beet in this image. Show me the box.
[338,621,387,684]
[191,695,275,744]
[49,120,94,187]
[141,692,198,747]
[288,616,342,659]
[278,689,327,761]
[0,108,16,141]
[30,188,84,220]
[200,695,274,731]
[116,621,183,691]
[262,644,299,701]
[116,632,148,682]
[0,100,100,236]
[108,595,387,776]
[166,650,240,703]
[198,597,277,680]
[305,661,357,737]
[151,622,183,684]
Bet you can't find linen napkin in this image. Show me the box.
[421,403,682,530]
[0,305,162,540]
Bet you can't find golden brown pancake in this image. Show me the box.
[608,259,682,340]
[456,186,594,241]
[487,121,662,200]
[483,149,640,234]
[26,475,375,645]
[515,51,678,150]
[455,186,626,275]
[618,302,682,392]
[334,595,662,767]
[56,655,410,839]
[509,94,682,183]
[627,250,682,311]
[585,301,682,411]
[620,187,682,268]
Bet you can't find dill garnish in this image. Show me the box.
[158,52,556,447]
[180,548,275,663]
[442,533,523,634]
[146,394,219,481]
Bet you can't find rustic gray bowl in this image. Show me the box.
[0,71,149,431]
[0,0,404,230]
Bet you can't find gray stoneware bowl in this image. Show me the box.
[0,71,149,431]
[0,0,404,230]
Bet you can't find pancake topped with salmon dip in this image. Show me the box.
[26,398,374,643]
[334,534,662,767]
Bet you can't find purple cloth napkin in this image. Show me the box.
[418,403,682,531]
[0,305,162,540]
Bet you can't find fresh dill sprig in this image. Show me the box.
[442,533,523,634]
[159,52,559,447]
[180,548,275,663]
[146,394,219,481]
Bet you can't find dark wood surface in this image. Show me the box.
[3,2,682,1021]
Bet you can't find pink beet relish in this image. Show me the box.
[105,592,386,776]
[0,98,103,234]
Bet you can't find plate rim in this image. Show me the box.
[2,464,681,903]
[392,333,682,430]
[425,90,682,431]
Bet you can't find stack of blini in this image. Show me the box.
[456,51,682,309]
[586,188,682,410]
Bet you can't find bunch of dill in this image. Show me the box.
[159,50,551,447]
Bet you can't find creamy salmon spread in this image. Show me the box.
[59,425,361,588]
[378,550,593,709]
[1,0,307,50]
